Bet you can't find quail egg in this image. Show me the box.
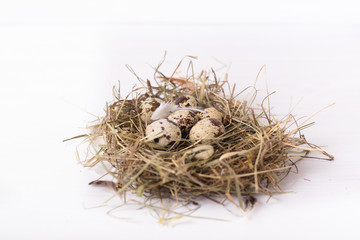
[174,95,197,108]
[198,107,224,122]
[189,118,225,144]
[194,146,214,160]
[168,110,198,133]
[139,98,163,122]
[145,119,181,147]
[187,145,214,160]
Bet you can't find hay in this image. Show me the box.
[68,57,333,222]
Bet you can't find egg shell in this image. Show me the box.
[193,145,214,160]
[189,118,225,144]
[140,98,163,122]
[198,107,224,122]
[168,110,198,132]
[145,119,181,147]
[174,95,197,108]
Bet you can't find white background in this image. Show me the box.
[1,0,360,239]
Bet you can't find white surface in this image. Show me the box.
[1,1,360,239]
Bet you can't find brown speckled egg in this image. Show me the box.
[174,95,197,108]
[198,107,224,122]
[139,98,163,122]
[189,118,225,144]
[168,110,198,133]
[145,119,181,147]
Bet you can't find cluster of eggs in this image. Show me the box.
[140,95,225,150]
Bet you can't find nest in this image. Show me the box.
[71,57,333,222]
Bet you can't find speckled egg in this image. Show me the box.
[189,118,225,144]
[174,95,197,108]
[139,98,163,122]
[145,119,181,147]
[168,110,198,133]
[198,107,224,122]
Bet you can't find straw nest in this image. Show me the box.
[71,57,333,220]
